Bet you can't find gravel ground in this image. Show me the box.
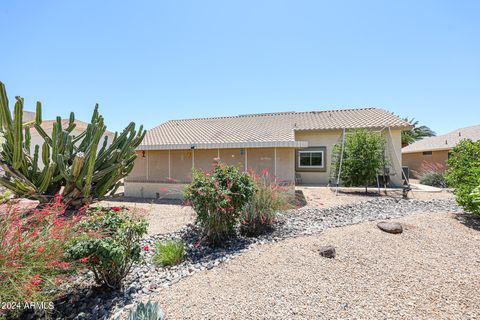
[97,199,196,235]
[298,186,454,208]
[50,198,463,319]
[155,212,480,320]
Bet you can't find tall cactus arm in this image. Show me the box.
[82,118,105,199]
[41,142,50,166]
[35,101,42,124]
[0,82,13,135]
[66,112,76,132]
[32,145,39,176]
[13,97,24,169]
[34,123,53,146]
[37,164,56,194]
[24,126,31,154]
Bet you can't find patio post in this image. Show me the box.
[245,148,248,172]
[274,147,277,178]
[146,150,149,181]
[168,150,171,179]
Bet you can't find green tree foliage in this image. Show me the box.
[445,139,480,215]
[332,129,387,190]
[401,117,436,147]
[184,161,255,246]
[0,81,145,208]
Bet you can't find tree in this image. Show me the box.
[332,129,386,192]
[0,81,145,208]
[401,117,436,147]
[445,139,480,215]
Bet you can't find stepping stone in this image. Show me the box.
[377,221,403,234]
[319,245,336,258]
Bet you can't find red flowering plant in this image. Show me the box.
[184,160,255,246]
[0,195,82,314]
[63,207,148,289]
[240,169,295,236]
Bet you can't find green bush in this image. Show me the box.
[0,196,79,318]
[184,160,255,246]
[419,171,447,188]
[63,207,148,289]
[154,240,185,267]
[446,139,480,215]
[240,170,294,236]
[332,129,387,190]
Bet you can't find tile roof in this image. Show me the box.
[140,107,411,150]
[402,124,480,153]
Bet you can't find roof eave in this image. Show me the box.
[137,140,308,150]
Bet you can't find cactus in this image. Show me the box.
[114,301,165,320]
[0,81,146,208]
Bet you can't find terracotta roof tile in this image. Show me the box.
[140,107,411,150]
[402,124,480,153]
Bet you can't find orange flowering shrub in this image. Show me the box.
[0,195,81,315]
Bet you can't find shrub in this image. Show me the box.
[0,81,146,209]
[446,139,480,215]
[0,190,11,204]
[114,301,164,320]
[331,129,387,190]
[240,170,294,236]
[154,240,185,267]
[0,196,79,317]
[63,207,148,289]
[184,160,255,246]
[419,171,447,188]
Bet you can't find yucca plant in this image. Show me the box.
[0,81,145,208]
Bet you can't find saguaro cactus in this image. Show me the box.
[0,81,145,208]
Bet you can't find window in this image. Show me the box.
[298,150,324,168]
[422,151,433,156]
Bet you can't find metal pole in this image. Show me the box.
[336,128,346,196]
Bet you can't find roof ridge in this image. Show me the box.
[165,107,380,123]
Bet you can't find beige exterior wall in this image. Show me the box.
[125,147,295,198]
[402,150,449,178]
[294,128,404,186]
[125,128,405,198]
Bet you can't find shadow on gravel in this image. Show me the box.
[455,213,480,231]
[103,194,184,206]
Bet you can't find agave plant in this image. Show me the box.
[114,301,165,320]
[0,81,145,208]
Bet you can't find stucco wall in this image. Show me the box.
[294,129,404,186]
[402,150,449,178]
[125,147,295,198]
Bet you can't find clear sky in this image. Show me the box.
[1,1,478,135]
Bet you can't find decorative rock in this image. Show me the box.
[319,246,336,258]
[377,221,403,234]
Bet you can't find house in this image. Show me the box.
[402,124,480,177]
[125,107,411,199]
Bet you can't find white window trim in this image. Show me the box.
[298,150,325,168]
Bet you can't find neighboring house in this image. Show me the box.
[402,124,480,177]
[125,107,411,199]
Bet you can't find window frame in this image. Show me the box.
[298,150,325,169]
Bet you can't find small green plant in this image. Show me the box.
[331,129,387,191]
[184,160,255,246]
[0,190,11,204]
[419,171,447,188]
[154,240,185,267]
[115,301,165,320]
[445,139,480,215]
[240,170,294,236]
[63,207,148,289]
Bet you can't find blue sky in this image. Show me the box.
[1,1,478,135]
